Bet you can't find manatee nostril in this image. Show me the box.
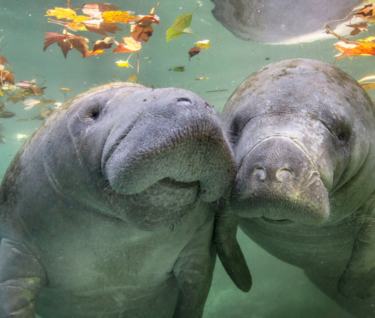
[276,168,292,182]
[177,97,192,106]
[253,167,266,181]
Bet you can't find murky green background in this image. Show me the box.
[1,0,371,317]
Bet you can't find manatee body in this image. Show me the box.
[221,59,375,317]
[0,83,250,318]
[211,0,366,44]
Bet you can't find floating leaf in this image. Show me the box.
[359,74,375,82]
[67,21,88,32]
[0,55,10,67]
[93,37,113,52]
[40,105,54,119]
[116,60,133,68]
[359,82,375,91]
[60,88,73,92]
[346,23,369,36]
[131,3,160,42]
[169,66,185,72]
[102,11,139,24]
[0,112,15,118]
[113,37,142,53]
[23,98,42,110]
[166,5,199,43]
[0,70,14,85]
[83,20,122,36]
[7,94,25,104]
[326,26,375,63]
[195,39,210,49]
[82,3,121,17]
[196,77,209,80]
[188,46,201,60]
[126,74,138,83]
[45,7,76,20]
[43,31,89,58]
[85,49,107,57]
[355,4,375,22]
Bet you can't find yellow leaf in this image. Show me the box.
[45,8,77,20]
[102,11,139,24]
[195,40,210,49]
[73,15,89,22]
[67,21,88,31]
[360,82,375,91]
[60,88,73,92]
[195,77,209,80]
[358,74,375,82]
[116,60,132,68]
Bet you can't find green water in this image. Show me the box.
[1,0,372,317]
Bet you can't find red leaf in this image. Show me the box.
[43,32,89,58]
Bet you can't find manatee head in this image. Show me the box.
[222,59,375,226]
[34,82,236,231]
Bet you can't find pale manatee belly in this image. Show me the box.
[239,218,375,318]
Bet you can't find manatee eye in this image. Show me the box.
[336,126,351,145]
[177,97,192,107]
[88,105,101,120]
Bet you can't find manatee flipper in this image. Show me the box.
[338,198,375,299]
[172,215,216,318]
[0,238,47,317]
[214,198,252,292]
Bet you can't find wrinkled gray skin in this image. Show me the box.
[0,83,250,318]
[222,59,375,317]
[211,0,366,44]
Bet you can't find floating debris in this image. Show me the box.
[169,66,185,72]
[0,111,15,118]
[196,77,209,80]
[126,74,139,83]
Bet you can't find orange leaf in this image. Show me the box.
[102,11,139,24]
[82,3,121,17]
[113,37,142,53]
[360,82,375,91]
[85,50,107,57]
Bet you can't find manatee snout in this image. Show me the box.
[231,137,330,225]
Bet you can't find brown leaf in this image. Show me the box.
[346,23,369,36]
[0,55,10,67]
[43,32,89,58]
[188,46,201,60]
[84,20,122,36]
[92,37,113,52]
[0,111,15,118]
[82,3,121,17]
[0,70,14,85]
[7,94,25,104]
[356,4,375,21]
[131,24,154,42]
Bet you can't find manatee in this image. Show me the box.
[0,82,250,318]
[221,59,375,317]
[211,0,366,44]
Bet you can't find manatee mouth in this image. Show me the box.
[260,217,294,225]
